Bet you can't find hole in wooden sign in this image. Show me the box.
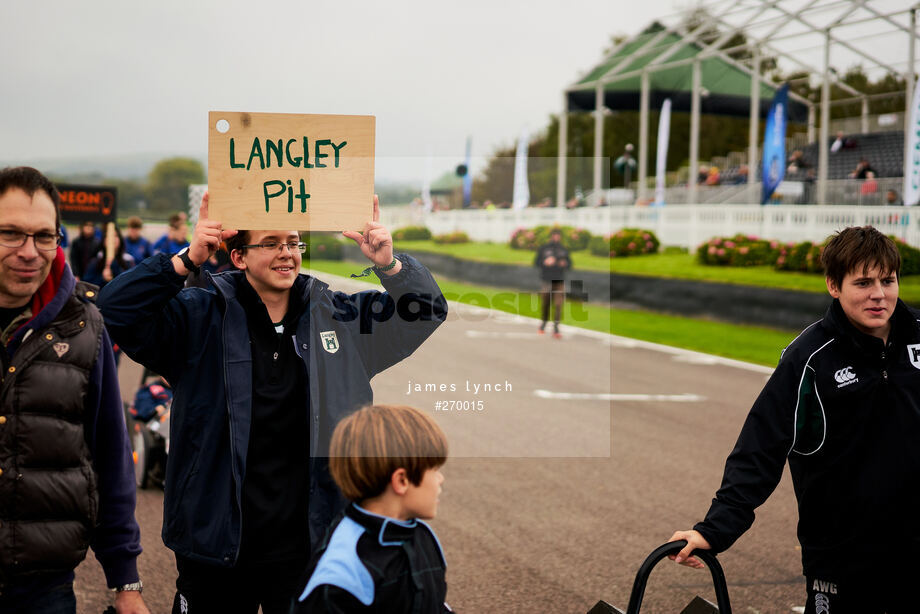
[216,119,230,134]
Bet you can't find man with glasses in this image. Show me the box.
[98,192,447,613]
[0,167,148,614]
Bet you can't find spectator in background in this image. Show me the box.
[705,166,721,186]
[787,150,809,173]
[152,213,190,255]
[830,131,857,153]
[697,165,710,185]
[886,189,904,206]
[535,228,571,339]
[83,226,136,290]
[849,158,876,180]
[68,220,99,280]
[123,216,152,263]
[731,165,750,185]
[860,171,879,197]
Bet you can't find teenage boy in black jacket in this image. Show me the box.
[669,226,920,613]
[99,194,447,614]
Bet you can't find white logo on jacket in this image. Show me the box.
[834,367,856,383]
[320,330,339,354]
[834,366,858,388]
[52,342,70,357]
[908,344,920,369]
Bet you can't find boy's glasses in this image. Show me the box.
[239,241,308,254]
[0,230,62,251]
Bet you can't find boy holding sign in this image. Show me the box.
[98,193,447,614]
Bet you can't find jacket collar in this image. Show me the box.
[346,503,418,546]
[823,297,918,351]
[207,269,328,311]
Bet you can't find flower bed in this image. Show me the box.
[509,225,591,251]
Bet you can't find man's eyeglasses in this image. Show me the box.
[0,230,62,251]
[239,241,308,254]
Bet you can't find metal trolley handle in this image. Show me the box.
[625,540,732,614]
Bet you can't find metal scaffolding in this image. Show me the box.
[557,0,920,207]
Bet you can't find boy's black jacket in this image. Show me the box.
[293,504,450,613]
[695,299,920,579]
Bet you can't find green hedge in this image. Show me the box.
[775,241,824,273]
[700,234,920,277]
[895,237,920,276]
[393,226,432,241]
[433,231,470,244]
[304,233,344,260]
[509,225,592,251]
[603,228,660,257]
[697,234,781,267]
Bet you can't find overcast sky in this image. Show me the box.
[1,1,913,185]
[1,0,672,183]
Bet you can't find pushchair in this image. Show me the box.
[126,373,171,489]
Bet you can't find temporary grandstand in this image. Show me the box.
[557,0,919,206]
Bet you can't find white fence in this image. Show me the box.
[382,204,920,249]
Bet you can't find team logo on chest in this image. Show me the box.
[319,330,339,354]
[834,366,858,388]
[908,344,920,370]
[53,342,70,358]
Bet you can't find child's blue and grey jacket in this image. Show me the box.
[293,503,451,613]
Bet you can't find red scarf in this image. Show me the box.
[29,246,66,318]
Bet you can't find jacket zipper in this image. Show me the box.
[221,313,241,566]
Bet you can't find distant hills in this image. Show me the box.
[0,152,206,181]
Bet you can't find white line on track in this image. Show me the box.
[465,330,557,340]
[533,390,705,402]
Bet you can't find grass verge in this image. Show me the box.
[304,258,795,367]
[389,242,920,304]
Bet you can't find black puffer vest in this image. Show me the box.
[0,282,103,586]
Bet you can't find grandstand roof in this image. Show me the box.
[568,29,810,121]
[567,0,917,120]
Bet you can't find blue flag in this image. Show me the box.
[761,83,788,205]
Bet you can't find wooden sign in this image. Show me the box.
[55,183,117,223]
[207,111,375,231]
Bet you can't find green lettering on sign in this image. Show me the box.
[229,139,245,169]
[263,180,285,211]
[265,139,284,168]
[331,141,347,167]
[247,138,266,171]
[314,139,332,168]
[285,138,302,166]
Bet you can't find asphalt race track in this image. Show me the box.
[76,271,805,614]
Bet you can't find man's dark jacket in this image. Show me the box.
[695,299,920,579]
[1,250,140,595]
[98,253,447,567]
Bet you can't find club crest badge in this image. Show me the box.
[320,331,339,354]
[908,344,920,370]
[53,342,70,358]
